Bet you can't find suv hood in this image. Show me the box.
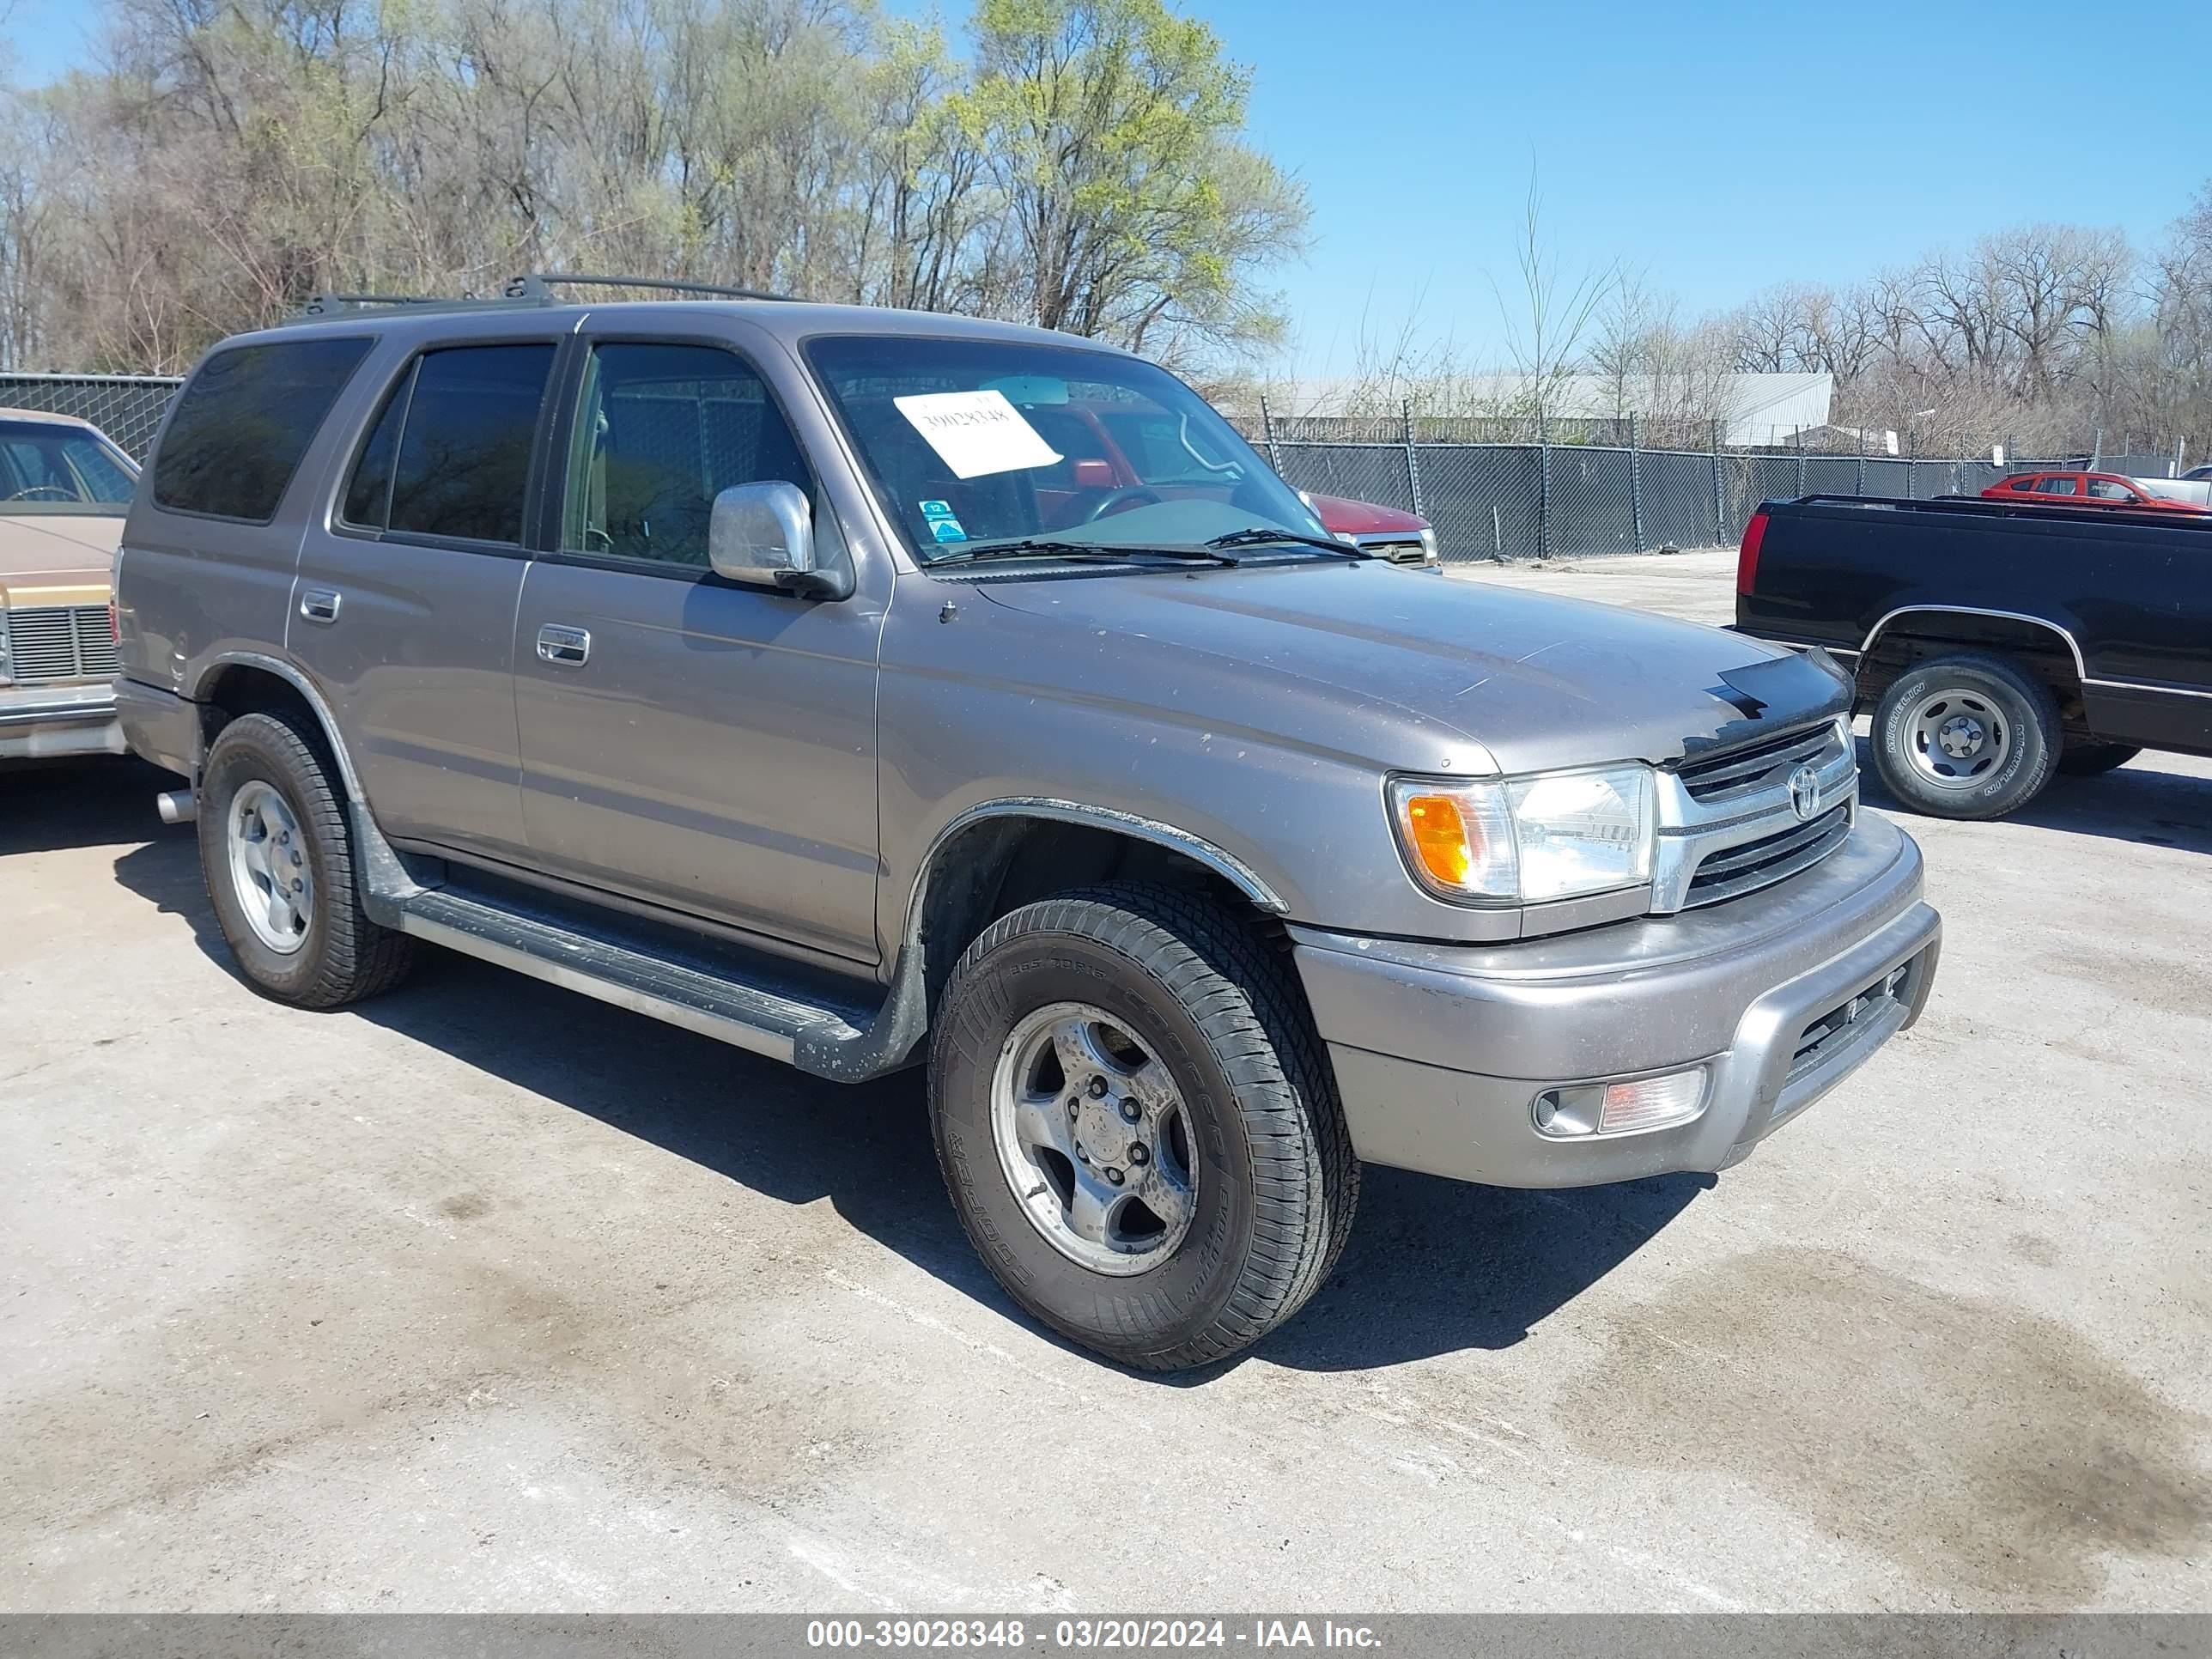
[974,562,1848,775]
[0,513,121,602]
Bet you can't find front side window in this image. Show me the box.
[802,335,1323,562]
[0,421,137,513]
[155,337,372,522]
[2085,477,2136,501]
[561,343,811,568]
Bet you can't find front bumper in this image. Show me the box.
[1291,813,1941,1188]
[0,681,125,760]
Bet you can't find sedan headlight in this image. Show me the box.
[1389,764,1656,905]
[1418,526,1438,565]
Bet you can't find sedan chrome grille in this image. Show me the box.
[3,604,118,684]
[1651,719,1856,912]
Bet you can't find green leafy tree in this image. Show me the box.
[956,0,1307,364]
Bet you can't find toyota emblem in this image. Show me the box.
[1788,763,1821,822]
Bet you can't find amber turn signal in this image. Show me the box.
[1401,793,1477,888]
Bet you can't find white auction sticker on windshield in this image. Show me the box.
[893,389,1063,480]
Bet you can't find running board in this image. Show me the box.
[352,805,930,1082]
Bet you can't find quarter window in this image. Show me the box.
[561,343,811,568]
[341,374,408,529]
[154,337,372,523]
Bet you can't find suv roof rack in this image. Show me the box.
[291,271,799,322]
[510,273,801,303]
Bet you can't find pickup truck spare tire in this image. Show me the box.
[928,882,1357,1370]
[1869,651,2060,821]
[198,710,416,1008]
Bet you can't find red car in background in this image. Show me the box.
[1020,397,1439,563]
[1982,470,2212,514]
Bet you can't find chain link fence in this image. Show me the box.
[1250,416,2142,563]
[0,373,184,460]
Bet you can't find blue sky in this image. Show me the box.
[9,0,2209,376]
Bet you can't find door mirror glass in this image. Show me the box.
[710,480,817,587]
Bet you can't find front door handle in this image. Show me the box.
[536,623,592,666]
[299,588,342,624]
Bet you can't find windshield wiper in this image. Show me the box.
[930,538,1240,568]
[1200,526,1373,558]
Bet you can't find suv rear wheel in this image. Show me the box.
[198,711,415,1008]
[929,883,1357,1371]
[1869,652,2060,821]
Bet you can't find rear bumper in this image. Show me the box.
[0,682,125,760]
[1291,812,1940,1188]
[114,676,201,777]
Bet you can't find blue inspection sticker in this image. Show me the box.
[919,499,956,520]
[928,516,969,543]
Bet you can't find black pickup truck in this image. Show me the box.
[1735,494,2211,820]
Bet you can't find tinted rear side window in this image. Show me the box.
[386,344,555,544]
[153,337,372,522]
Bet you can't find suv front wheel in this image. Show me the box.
[198,711,416,1008]
[929,883,1357,1371]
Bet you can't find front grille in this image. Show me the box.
[1678,721,1836,804]
[3,604,118,684]
[1685,803,1851,907]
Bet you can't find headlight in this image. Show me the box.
[1389,763,1656,905]
[0,606,11,685]
[1419,526,1438,565]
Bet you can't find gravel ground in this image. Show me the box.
[3,550,2206,1613]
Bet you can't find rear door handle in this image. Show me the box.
[536,623,591,666]
[299,588,342,624]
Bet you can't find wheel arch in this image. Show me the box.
[903,800,1290,1010]
[191,653,365,800]
[1856,607,2087,714]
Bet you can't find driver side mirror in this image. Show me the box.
[708,481,844,599]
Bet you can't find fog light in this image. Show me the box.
[1534,1066,1710,1139]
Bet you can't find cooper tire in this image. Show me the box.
[198,711,416,1008]
[1870,653,2059,821]
[929,882,1358,1371]
[2057,741,2140,777]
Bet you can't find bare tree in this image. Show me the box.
[1487,167,1612,430]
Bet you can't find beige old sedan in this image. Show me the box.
[0,408,138,761]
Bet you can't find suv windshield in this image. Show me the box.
[0,418,137,514]
[803,335,1326,562]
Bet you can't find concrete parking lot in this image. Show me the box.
[3,551,2207,1613]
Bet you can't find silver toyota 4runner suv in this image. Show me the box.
[114,285,1942,1370]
